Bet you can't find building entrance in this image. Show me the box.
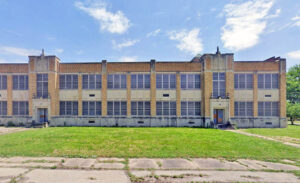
[213,109,224,124]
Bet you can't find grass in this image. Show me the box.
[242,125,300,144]
[0,127,299,161]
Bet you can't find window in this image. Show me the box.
[60,75,78,89]
[82,74,101,89]
[212,72,226,98]
[258,101,279,116]
[156,74,176,89]
[37,74,48,98]
[107,101,127,116]
[0,75,7,90]
[131,101,150,116]
[0,101,7,115]
[131,74,150,89]
[181,101,201,116]
[13,75,28,90]
[108,74,126,89]
[156,101,176,116]
[82,101,101,116]
[234,102,253,116]
[60,101,78,115]
[258,73,279,89]
[234,74,253,89]
[13,101,29,115]
[181,74,201,89]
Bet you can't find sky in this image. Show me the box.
[0,0,299,69]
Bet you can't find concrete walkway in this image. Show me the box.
[0,127,29,135]
[0,157,299,183]
[229,130,300,148]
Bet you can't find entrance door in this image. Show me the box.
[38,108,48,123]
[213,109,224,124]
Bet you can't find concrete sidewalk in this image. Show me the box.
[0,157,299,182]
[229,130,300,148]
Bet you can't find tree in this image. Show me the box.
[287,102,300,125]
[286,64,300,103]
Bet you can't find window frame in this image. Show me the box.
[107,74,127,89]
[180,74,201,90]
[258,73,279,89]
[82,74,101,90]
[107,101,127,116]
[59,101,78,116]
[59,74,78,90]
[234,101,253,117]
[181,101,201,117]
[82,101,101,116]
[156,101,176,116]
[131,101,151,116]
[131,74,151,89]
[156,74,176,90]
[258,101,279,117]
[12,101,29,116]
[0,75,7,90]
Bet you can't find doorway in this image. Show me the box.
[38,108,48,123]
[213,109,224,124]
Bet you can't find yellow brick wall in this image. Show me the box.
[127,73,131,116]
[253,72,258,117]
[48,73,59,116]
[150,72,156,116]
[28,73,36,116]
[203,72,212,117]
[101,73,107,116]
[7,75,12,116]
[226,72,234,117]
[176,72,181,116]
[78,75,82,116]
[279,73,286,117]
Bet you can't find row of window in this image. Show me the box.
[0,73,280,91]
[234,101,279,117]
[0,100,280,117]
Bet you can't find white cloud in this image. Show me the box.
[287,50,300,59]
[54,48,64,54]
[0,46,40,56]
[221,0,277,51]
[112,39,139,50]
[168,28,203,55]
[118,56,137,62]
[75,1,130,34]
[291,16,300,27]
[146,29,161,38]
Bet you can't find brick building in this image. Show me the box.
[0,48,286,128]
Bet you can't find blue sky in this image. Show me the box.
[0,0,299,69]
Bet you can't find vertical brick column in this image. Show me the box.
[78,74,82,116]
[176,72,181,116]
[226,71,234,118]
[48,73,59,116]
[127,72,131,116]
[7,75,12,116]
[101,60,107,116]
[203,72,212,118]
[28,73,36,116]
[279,61,286,118]
[253,72,258,117]
[150,60,156,116]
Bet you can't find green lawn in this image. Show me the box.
[243,125,300,144]
[0,127,299,161]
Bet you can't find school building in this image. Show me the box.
[0,48,286,128]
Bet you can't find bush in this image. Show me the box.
[7,121,15,127]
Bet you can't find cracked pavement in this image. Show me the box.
[0,157,299,183]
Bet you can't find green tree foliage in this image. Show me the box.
[287,102,300,125]
[286,64,300,124]
[286,64,300,103]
